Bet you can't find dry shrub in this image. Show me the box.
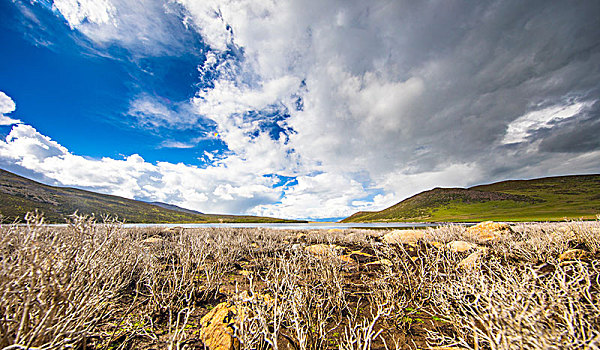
[427,222,600,350]
[0,212,141,348]
[1,213,599,350]
[568,221,600,254]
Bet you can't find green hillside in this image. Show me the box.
[342,174,600,222]
[0,169,302,224]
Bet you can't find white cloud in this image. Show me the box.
[0,122,377,219]
[159,140,195,149]
[0,116,21,126]
[0,91,21,126]
[0,91,17,115]
[0,123,274,212]
[52,0,116,28]
[502,101,591,144]
[249,172,372,219]
[51,0,194,56]
[127,94,202,130]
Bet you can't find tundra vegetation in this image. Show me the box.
[1,213,599,349]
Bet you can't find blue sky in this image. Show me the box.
[1,0,599,220]
[0,0,217,164]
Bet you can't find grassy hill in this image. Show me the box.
[0,169,302,224]
[342,174,600,222]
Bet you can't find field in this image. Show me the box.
[1,213,599,349]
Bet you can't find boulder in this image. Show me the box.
[305,244,345,256]
[338,255,355,264]
[199,302,238,350]
[365,259,393,269]
[559,249,592,262]
[141,237,163,245]
[346,250,378,263]
[467,221,510,243]
[428,241,445,249]
[456,250,486,270]
[446,241,478,253]
[383,229,426,244]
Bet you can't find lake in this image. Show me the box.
[123,222,469,230]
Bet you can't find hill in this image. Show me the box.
[341,174,600,222]
[0,168,302,224]
[150,201,205,215]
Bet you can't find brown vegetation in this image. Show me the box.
[1,213,599,349]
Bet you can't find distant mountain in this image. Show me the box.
[0,168,303,224]
[342,175,600,222]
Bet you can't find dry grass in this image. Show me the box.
[0,214,599,349]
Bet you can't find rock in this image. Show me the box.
[141,237,163,245]
[383,229,426,244]
[446,241,478,253]
[457,250,485,270]
[305,244,345,256]
[467,221,511,243]
[338,251,377,267]
[428,241,445,249]
[338,255,355,264]
[365,259,393,269]
[559,249,592,262]
[366,231,385,239]
[199,302,238,350]
[346,250,378,263]
[237,290,275,306]
[295,233,307,241]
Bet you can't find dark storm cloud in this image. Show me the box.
[396,0,600,177]
[538,101,600,153]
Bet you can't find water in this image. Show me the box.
[122,222,465,230]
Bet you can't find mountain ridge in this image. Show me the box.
[341,174,600,222]
[0,168,303,223]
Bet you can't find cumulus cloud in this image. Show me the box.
[0,122,372,218]
[0,122,267,213]
[0,91,21,126]
[179,0,600,186]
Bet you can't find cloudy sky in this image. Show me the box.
[1,0,599,220]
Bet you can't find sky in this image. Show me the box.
[1,0,599,221]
